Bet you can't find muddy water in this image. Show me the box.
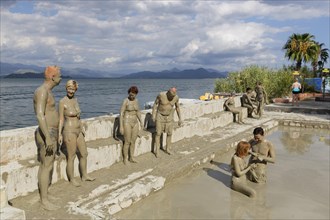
[114,126,330,220]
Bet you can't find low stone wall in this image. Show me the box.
[0,97,246,200]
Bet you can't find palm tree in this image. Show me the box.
[311,42,329,76]
[283,33,318,71]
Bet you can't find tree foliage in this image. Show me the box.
[214,65,293,100]
[283,33,329,76]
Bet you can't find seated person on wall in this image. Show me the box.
[241,87,257,118]
[231,141,257,198]
[248,127,276,184]
[224,92,244,124]
[58,80,95,187]
[119,86,143,165]
[152,87,183,157]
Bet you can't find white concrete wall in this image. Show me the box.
[0,97,241,164]
[0,97,244,200]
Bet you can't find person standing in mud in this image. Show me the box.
[58,80,95,187]
[33,66,62,210]
[255,82,268,118]
[248,127,276,183]
[119,86,143,164]
[231,141,257,198]
[241,87,257,118]
[224,92,244,124]
[152,87,183,157]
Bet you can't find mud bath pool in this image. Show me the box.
[114,126,330,220]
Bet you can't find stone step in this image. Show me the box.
[2,110,246,200]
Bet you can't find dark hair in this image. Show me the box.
[253,127,264,136]
[236,141,251,157]
[128,86,138,94]
[246,87,252,92]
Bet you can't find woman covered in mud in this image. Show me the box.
[231,141,256,198]
[58,80,95,187]
[119,86,143,164]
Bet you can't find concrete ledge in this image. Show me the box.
[1,106,244,200]
[0,97,242,164]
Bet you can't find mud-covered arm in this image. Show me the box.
[135,99,143,129]
[265,142,276,163]
[119,99,127,135]
[175,98,182,126]
[232,156,252,177]
[76,99,85,136]
[58,99,65,145]
[152,95,160,121]
[34,89,51,144]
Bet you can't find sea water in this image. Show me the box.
[0,78,215,130]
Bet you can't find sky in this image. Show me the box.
[1,0,329,75]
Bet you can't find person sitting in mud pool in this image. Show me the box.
[152,87,183,157]
[224,92,244,124]
[231,141,257,198]
[248,127,276,183]
[241,87,257,118]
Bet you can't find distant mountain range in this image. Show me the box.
[0,62,228,79]
[119,68,228,79]
[4,72,71,79]
[0,62,116,78]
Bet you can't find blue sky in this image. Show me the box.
[1,0,329,75]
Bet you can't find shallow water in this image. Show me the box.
[115,127,330,220]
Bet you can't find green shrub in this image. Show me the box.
[214,65,293,100]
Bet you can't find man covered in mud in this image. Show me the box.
[241,87,257,118]
[152,87,183,157]
[255,82,268,118]
[248,127,276,183]
[33,66,62,210]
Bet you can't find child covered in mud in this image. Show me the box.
[231,141,257,198]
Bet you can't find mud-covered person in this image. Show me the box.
[119,86,143,164]
[152,87,183,157]
[224,92,244,124]
[241,87,257,118]
[33,66,62,210]
[231,141,257,198]
[248,127,276,183]
[58,80,95,187]
[255,82,268,118]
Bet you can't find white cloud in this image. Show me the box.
[0,0,329,74]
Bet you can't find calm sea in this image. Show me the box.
[0,78,215,131]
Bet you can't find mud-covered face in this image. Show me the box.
[66,86,76,98]
[128,92,137,100]
[254,134,264,143]
[167,90,176,100]
[53,72,62,85]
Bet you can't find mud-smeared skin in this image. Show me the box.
[33,66,62,211]
[152,87,183,157]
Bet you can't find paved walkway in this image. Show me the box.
[266,96,330,115]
